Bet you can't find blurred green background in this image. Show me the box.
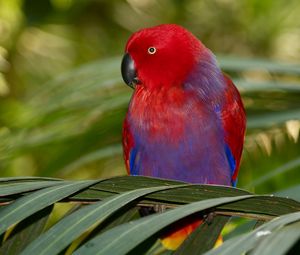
[0,0,300,195]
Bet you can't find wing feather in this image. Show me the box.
[221,74,246,183]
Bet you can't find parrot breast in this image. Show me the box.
[126,58,232,185]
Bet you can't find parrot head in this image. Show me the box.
[121,24,207,89]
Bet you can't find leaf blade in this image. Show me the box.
[251,221,300,255]
[20,185,188,255]
[74,195,254,255]
[205,211,300,255]
[0,205,53,255]
[0,180,98,236]
[174,215,229,255]
[0,181,63,197]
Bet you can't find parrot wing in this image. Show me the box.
[221,74,246,186]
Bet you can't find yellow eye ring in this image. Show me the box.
[148,47,156,54]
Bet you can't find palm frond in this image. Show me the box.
[0,176,299,255]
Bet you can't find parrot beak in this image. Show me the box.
[121,53,139,89]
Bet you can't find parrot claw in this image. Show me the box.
[203,212,216,225]
[139,204,167,217]
[153,204,167,213]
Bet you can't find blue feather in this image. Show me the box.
[225,144,237,186]
[129,148,139,175]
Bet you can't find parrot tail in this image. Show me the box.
[160,218,223,250]
[160,218,202,250]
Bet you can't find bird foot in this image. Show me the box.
[203,212,216,225]
[153,204,167,213]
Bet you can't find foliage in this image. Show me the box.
[0,1,300,253]
[0,0,299,193]
[0,176,299,255]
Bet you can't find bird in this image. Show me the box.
[121,24,246,250]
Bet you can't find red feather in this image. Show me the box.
[221,74,246,181]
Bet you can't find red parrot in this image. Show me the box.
[121,24,246,250]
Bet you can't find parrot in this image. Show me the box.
[121,24,246,250]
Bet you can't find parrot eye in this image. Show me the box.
[148,47,156,55]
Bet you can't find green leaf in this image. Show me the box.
[66,207,140,255]
[0,205,53,255]
[174,215,229,255]
[247,109,300,129]
[20,185,187,255]
[276,184,300,202]
[0,181,63,196]
[73,195,254,255]
[219,56,300,75]
[235,80,300,93]
[251,221,300,255]
[73,176,300,216]
[246,157,300,188]
[0,180,98,236]
[2,176,300,216]
[58,145,122,175]
[0,177,299,255]
[205,211,300,255]
[223,219,257,240]
[0,177,62,183]
[98,206,140,233]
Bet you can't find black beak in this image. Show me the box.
[121,53,139,88]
